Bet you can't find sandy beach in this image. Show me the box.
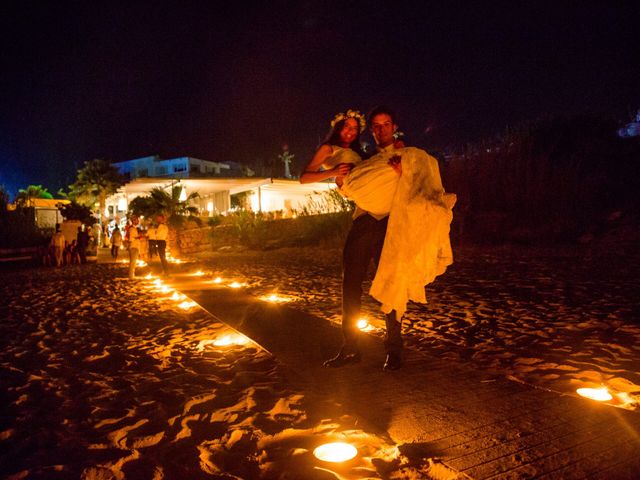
[0,261,424,479]
[1,240,639,479]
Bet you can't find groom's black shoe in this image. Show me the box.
[383,353,402,371]
[323,350,361,368]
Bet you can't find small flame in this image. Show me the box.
[260,293,292,303]
[169,291,186,301]
[212,277,223,284]
[228,281,245,289]
[313,442,357,463]
[177,300,198,310]
[191,270,205,276]
[356,317,374,331]
[195,334,250,349]
[213,334,249,346]
[166,255,183,264]
[136,259,147,267]
[577,387,613,402]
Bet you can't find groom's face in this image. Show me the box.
[371,113,396,148]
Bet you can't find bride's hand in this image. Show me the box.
[333,163,353,177]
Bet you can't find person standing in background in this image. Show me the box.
[126,217,144,279]
[155,215,170,277]
[110,226,123,260]
[50,224,66,267]
[76,225,89,264]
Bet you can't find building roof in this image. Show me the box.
[115,177,334,196]
[8,198,71,210]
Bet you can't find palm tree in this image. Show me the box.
[128,185,199,226]
[68,159,125,221]
[15,185,54,207]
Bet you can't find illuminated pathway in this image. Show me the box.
[168,274,640,479]
[97,249,640,478]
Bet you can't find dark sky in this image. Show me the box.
[1,1,638,196]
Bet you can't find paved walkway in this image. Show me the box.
[101,251,640,479]
[170,278,640,479]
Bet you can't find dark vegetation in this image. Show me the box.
[441,113,639,244]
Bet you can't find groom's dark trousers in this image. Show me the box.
[341,213,403,356]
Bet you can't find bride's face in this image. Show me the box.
[339,118,359,146]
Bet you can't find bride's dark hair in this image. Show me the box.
[321,119,366,157]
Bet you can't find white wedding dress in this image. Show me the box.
[341,147,455,318]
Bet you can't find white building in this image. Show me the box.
[105,178,338,220]
[114,155,231,180]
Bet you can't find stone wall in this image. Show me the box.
[168,225,214,256]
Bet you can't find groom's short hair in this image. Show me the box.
[367,105,397,125]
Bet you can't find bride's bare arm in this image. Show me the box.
[300,145,350,184]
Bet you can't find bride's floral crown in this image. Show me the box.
[330,109,366,133]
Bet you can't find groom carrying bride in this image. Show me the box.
[320,106,455,371]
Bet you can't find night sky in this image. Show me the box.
[1,1,638,196]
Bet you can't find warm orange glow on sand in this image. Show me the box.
[177,300,198,310]
[357,317,375,332]
[577,387,613,401]
[313,442,357,462]
[259,293,292,303]
[213,334,249,347]
[157,285,171,294]
[169,291,186,301]
[195,334,249,351]
[166,254,183,264]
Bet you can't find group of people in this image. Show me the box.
[46,224,91,267]
[124,214,170,279]
[301,106,455,371]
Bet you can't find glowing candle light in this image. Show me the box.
[212,277,223,284]
[260,293,292,303]
[169,291,185,301]
[313,442,357,463]
[228,281,245,289]
[177,300,198,310]
[577,387,613,402]
[212,334,249,346]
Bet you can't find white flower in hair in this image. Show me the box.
[330,109,366,133]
